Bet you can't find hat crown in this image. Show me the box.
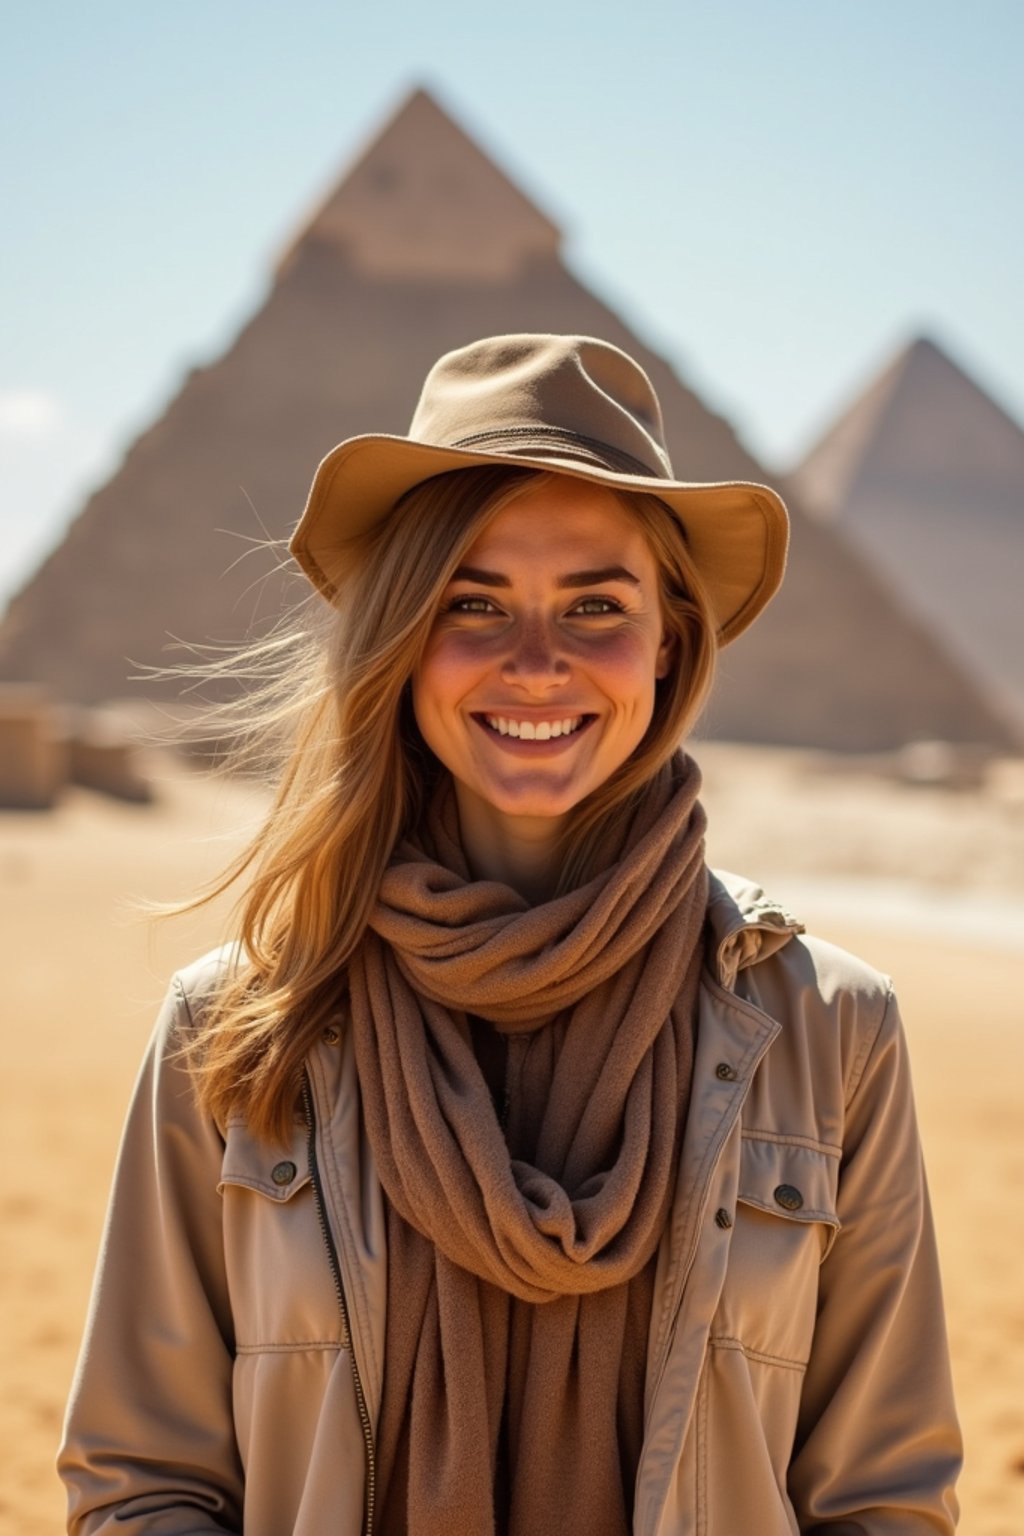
[408,334,674,481]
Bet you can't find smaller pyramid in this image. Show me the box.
[790,335,1024,739]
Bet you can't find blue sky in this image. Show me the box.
[2,0,1022,605]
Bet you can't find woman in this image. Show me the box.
[59,334,962,1534]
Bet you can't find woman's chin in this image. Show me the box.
[459,771,589,825]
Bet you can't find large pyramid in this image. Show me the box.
[790,335,1024,738]
[0,89,1013,752]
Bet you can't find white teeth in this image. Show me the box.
[484,715,583,739]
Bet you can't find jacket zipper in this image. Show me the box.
[301,1073,377,1536]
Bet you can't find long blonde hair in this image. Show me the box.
[182,465,717,1141]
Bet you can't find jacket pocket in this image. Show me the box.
[218,1120,347,1352]
[711,1135,841,1368]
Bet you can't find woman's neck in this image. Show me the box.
[453,784,565,905]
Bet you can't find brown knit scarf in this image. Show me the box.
[349,752,709,1536]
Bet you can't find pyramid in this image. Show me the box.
[791,335,1024,738]
[0,89,1013,752]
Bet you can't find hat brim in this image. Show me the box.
[289,435,789,646]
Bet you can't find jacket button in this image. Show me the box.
[714,1208,733,1229]
[271,1161,297,1186]
[715,1062,736,1081]
[322,1024,340,1046]
[774,1183,803,1211]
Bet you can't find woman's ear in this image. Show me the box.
[655,627,677,681]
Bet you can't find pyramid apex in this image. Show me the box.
[275,86,562,283]
[885,331,941,364]
[791,324,1024,517]
[401,83,443,108]
[884,331,960,385]
[881,330,1021,413]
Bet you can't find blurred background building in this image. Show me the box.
[0,88,1020,764]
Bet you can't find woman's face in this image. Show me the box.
[412,476,674,834]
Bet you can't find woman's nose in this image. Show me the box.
[499,617,570,689]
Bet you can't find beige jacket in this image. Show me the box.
[59,872,962,1534]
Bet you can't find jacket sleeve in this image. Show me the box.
[788,985,962,1533]
[58,976,244,1534]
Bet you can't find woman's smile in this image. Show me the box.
[473,711,596,744]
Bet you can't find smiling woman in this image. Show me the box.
[59,335,961,1536]
[412,476,704,899]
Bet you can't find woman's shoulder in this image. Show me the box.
[170,940,247,1024]
[707,868,896,1087]
[708,868,890,992]
[709,872,908,1136]
[136,944,248,1072]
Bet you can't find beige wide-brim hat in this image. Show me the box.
[290,333,789,645]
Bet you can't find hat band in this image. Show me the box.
[448,425,667,480]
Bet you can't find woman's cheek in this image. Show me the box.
[584,630,662,704]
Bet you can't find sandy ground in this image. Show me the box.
[2,745,1022,1535]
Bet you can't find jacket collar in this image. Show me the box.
[706,869,805,991]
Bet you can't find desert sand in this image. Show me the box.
[2,744,1022,1535]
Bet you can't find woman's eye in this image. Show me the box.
[446,595,498,614]
[571,596,623,616]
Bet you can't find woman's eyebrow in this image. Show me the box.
[557,566,640,589]
[450,564,640,588]
[451,565,509,587]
